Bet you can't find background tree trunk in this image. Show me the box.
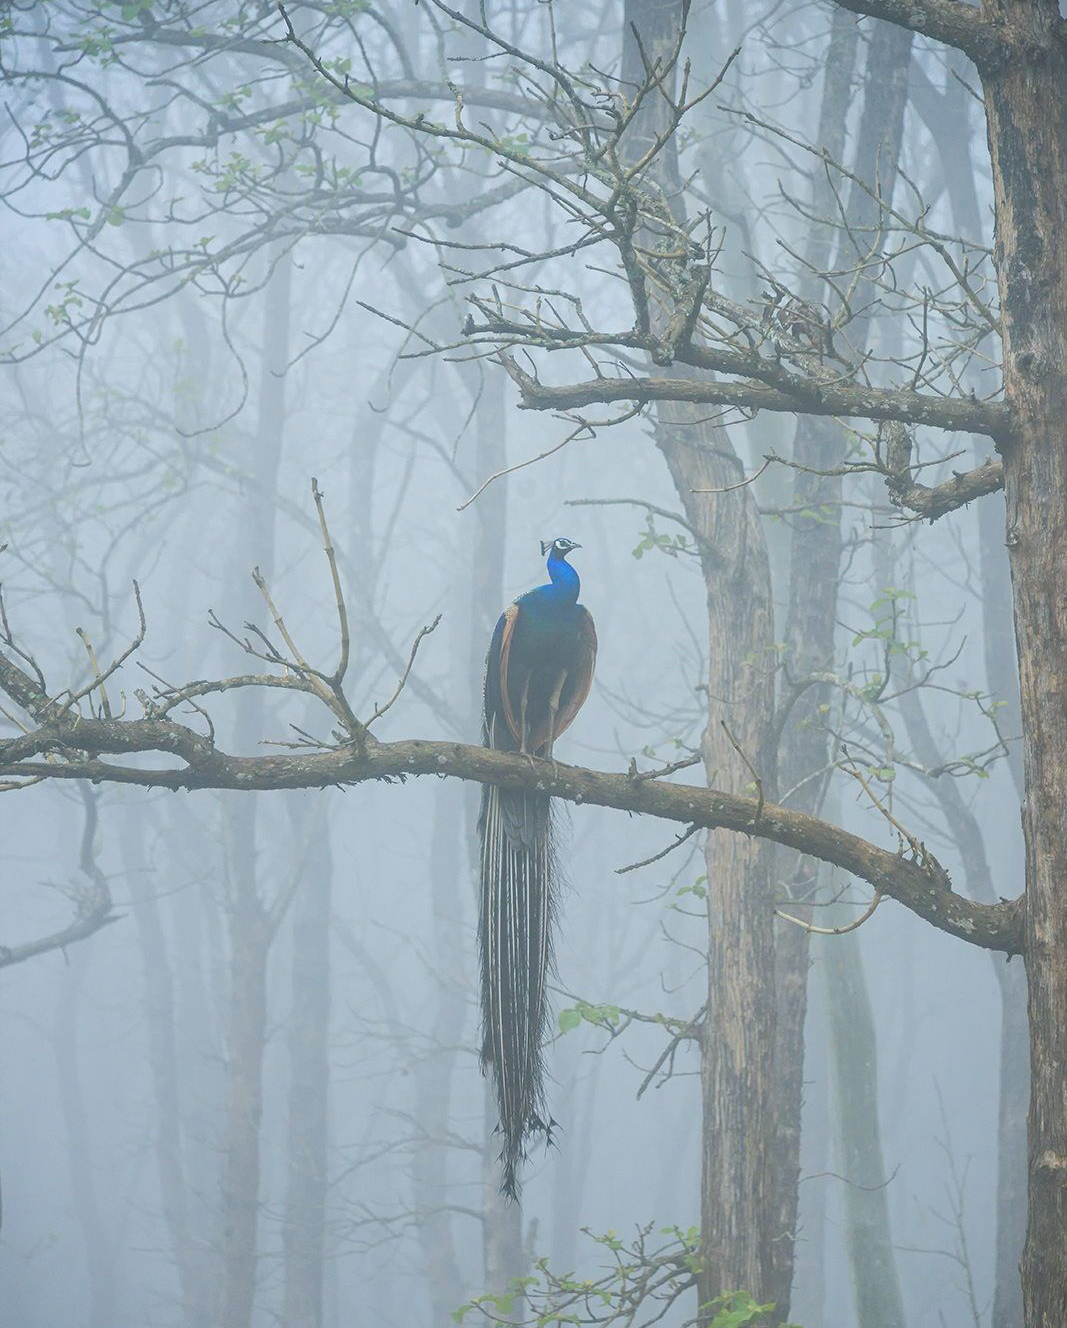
[217,247,293,1328]
[122,813,209,1327]
[281,793,333,1328]
[771,11,860,1310]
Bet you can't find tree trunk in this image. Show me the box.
[122,812,209,1328]
[663,421,778,1304]
[413,780,467,1323]
[54,939,117,1328]
[218,882,271,1328]
[821,921,906,1328]
[776,18,915,1317]
[896,639,1027,1328]
[771,12,860,1310]
[980,7,1067,1322]
[463,366,529,1309]
[915,53,1029,1324]
[217,245,292,1328]
[281,793,332,1328]
[622,0,778,1302]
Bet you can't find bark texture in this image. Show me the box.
[624,0,778,1301]
[917,51,1029,1323]
[663,417,778,1304]
[980,6,1067,1322]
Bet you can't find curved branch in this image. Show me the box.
[831,0,1008,70]
[0,708,1022,955]
[0,786,117,970]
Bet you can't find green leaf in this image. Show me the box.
[46,206,91,222]
[557,1007,581,1033]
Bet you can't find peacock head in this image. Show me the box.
[540,536,582,562]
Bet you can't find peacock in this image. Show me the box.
[479,536,597,1197]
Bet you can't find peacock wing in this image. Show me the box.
[553,607,597,739]
[495,602,525,747]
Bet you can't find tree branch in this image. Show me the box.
[0,786,117,970]
[0,692,1021,955]
[832,0,1007,70]
[502,357,1011,439]
[888,457,1003,519]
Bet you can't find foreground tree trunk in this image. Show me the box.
[915,52,1029,1321]
[662,420,777,1305]
[980,7,1067,1320]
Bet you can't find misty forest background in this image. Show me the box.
[0,3,1033,1327]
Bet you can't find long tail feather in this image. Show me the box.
[478,783,557,1198]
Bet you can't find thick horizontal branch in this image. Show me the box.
[832,0,1006,69]
[0,712,1022,954]
[504,362,1012,439]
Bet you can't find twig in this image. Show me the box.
[368,616,443,725]
[75,628,112,718]
[636,1003,707,1099]
[64,581,146,716]
[720,719,764,822]
[616,823,699,874]
[776,888,882,936]
[627,752,702,783]
[312,477,350,686]
[692,456,771,495]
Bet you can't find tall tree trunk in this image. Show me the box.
[804,27,913,1326]
[281,793,332,1328]
[122,812,209,1327]
[54,940,117,1328]
[665,421,778,1304]
[914,51,1029,1324]
[413,779,467,1323]
[217,248,292,1328]
[622,0,778,1302]
[777,16,912,1318]
[820,918,906,1328]
[771,12,860,1310]
[979,6,1067,1322]
[164,297,224,1328]
[218,876,271,1328]
[460,367,528,1305]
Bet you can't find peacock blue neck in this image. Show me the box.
[545,552,580,604]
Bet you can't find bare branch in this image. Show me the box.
[0,692,1021,954]
[367,616,443,727]
[503,357,1011,439]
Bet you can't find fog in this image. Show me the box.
[0,4,1024,1327]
